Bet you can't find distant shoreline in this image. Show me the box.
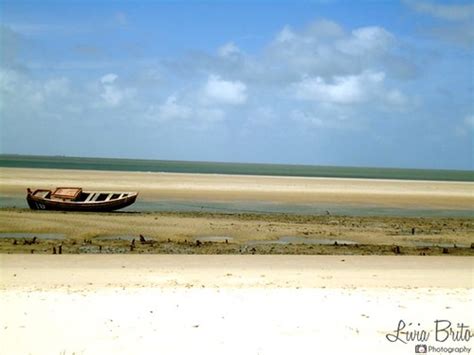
[1,154,473,182]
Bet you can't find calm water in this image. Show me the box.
[1,154,473,181]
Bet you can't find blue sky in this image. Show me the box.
[0,0,473,169]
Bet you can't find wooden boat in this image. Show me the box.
[26,187,138,212]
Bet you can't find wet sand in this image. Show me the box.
[0,255,472,355]
[0,210,473,255]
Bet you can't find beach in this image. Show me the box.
[1,167,473,354]
[0,255,472,355]
[1,167,473,255]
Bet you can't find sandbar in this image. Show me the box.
[1,167,473,209]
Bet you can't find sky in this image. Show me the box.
[0,0,473,170]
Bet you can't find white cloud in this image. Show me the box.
[156,96,192,121]
[0,68,22,94]
[337,26,394,55]
[98,73,135,107]
[292,71,385,104]
[195,107,225,123]
[403,0,474,47]
[0,18,413,139]
[404,0,474,21]
[100,73,118,84]
[305,19,345,39]
[0,68,48,110]
[385,89,408,107]
[275,25,296,43]
[202,74,247,105]
[254,107,277,124]
[261,20,406,84]
[43,77,69,97]
[455,114,474,136]
[464,114,474,128]
[0,68,85,127]
[6,23,68,36]
[146,95,226,125]
[275,20,344,44]
[100,86,122,106]
[217,42,241,58]
[291,109,325,127]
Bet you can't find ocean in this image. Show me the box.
[1,154,473,182]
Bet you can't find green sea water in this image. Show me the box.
[1,154,473,181]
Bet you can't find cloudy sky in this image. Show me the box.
[0,0,473,169]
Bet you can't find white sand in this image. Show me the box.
[0,255,472,355]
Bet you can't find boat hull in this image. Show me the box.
[27,193,138,212]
